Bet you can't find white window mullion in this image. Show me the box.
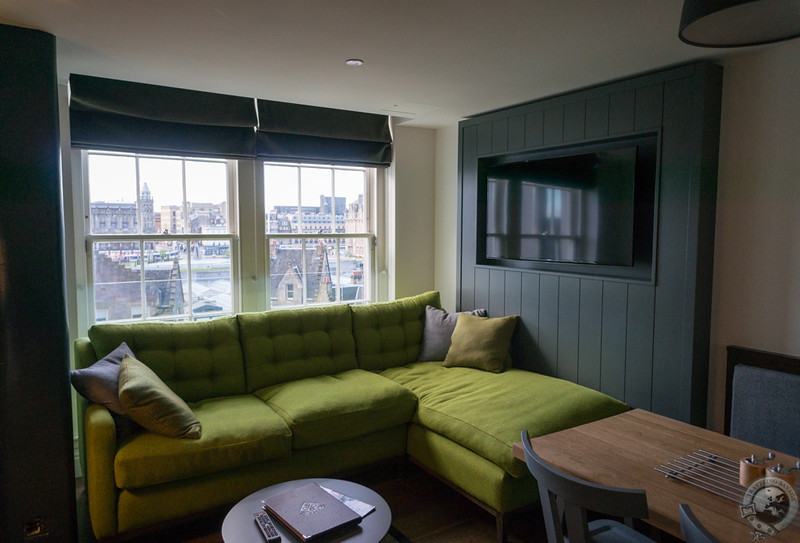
[135,155,142,235]
[295,165,302,233]
[301,237,307,307]
[335,237,342,303]
[185,238,193,318]
[139,242,146,320]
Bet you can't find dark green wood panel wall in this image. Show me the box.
[457,62,722,425]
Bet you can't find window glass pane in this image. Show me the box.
[336,169,367,233]
[186,160,229,233]
[269,239,334,307]
[301,167,334,234]
[88,154,138,234]
[92,241,143,322]
[269,240,305,308]
[264,164,298,234]
[304,238,335,303]
[334,237,368,303]
[143,240,188,319]
[190,239,232,317]
[140,157,184,234]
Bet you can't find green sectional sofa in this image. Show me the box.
[73,291,627,541]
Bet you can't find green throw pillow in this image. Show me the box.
[443,313,518,373]
[118,355,202,439]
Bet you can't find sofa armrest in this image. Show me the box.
[85,403,118,538]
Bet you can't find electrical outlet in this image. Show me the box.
[24,518,49,539]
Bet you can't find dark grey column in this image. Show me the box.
[1,23,78,543]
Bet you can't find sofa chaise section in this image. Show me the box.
[382,361,628,519]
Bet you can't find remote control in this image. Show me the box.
[254,511,281,542]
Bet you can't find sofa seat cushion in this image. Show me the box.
[115,394,292,489]
[381,362,628,478]
[254,369,417,449]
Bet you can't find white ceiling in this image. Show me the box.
[0,0,738,128]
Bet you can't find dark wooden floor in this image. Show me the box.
[77,463,549,543]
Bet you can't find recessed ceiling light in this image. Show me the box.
[345,59,364,67]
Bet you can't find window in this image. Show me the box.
[84,151,235,323]
[264,163,373,308]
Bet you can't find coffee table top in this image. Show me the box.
[221,478,392,543]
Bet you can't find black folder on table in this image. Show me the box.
[261,482,362,541]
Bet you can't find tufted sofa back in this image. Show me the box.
[351,290,441,371]
[77,291,442,402]
[238,303,357,391]
[85,316,245,402]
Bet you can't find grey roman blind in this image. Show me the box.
[68,74,392,166]
[256,99,392,168]
[69,74,258,159]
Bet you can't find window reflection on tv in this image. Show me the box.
[479,135,657,279]
[486,147,636,266]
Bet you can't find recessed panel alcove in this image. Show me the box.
[458,62,722,425]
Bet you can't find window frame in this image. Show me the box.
[78,150,241,324]
[69,150,383,330]
[261,161,377,310]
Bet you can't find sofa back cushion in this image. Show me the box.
[351,291,441,371]
[238,304,357,391]
[87,316,245,402]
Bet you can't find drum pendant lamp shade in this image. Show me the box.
[679,0,800,47]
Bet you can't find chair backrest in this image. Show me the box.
[521,429,649,543]
[679,504,719,543]
[726,353,800,457]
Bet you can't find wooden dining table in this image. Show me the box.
[512,408,799,542]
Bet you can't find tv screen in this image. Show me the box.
[480,136,656,275]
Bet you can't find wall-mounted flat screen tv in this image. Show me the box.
[478,135,658,280]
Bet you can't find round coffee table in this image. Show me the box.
[221,478,392,543]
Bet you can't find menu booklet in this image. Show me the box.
[261,482,362,541]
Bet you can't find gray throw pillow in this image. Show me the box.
[70,341,134,415]
[417,305,488,362]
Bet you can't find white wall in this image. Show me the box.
[389,125,437,299]
[433,124,459,311]
[708,38,800,430]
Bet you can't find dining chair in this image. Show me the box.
[521,429,654,543]
[679,504,720,543]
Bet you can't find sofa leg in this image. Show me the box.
[495,512,507,543]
